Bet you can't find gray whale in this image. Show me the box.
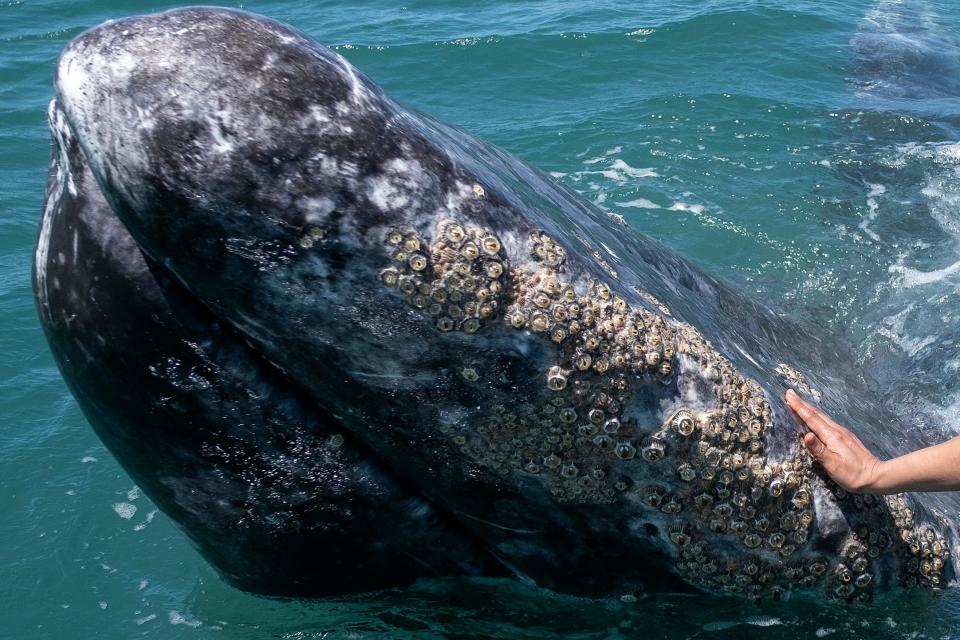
[35,7,960,601]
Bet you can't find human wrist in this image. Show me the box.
[860,457,890,494]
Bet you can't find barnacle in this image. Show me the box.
[614,441,637,461]
[641,438,666,462]
[671,409,696,436]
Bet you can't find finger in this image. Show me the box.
[803,432,842,472]
[821,411,849,433]
[787,393,840,445]
[805,405,848,444]
[786,391,857,447]
[786,389,848,433]
[784,388,816,413]
[803,432,826,457]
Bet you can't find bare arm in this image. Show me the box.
[785,389,960,494]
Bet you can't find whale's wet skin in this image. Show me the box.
[34,7,960,604]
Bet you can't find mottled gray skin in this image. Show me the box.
[35,98,501,596]
[39,7,960,600]
[853,0,960,105]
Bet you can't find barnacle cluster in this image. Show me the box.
[774,363,822,401]
[378,222,508,334]
[887,494,951,588]
[634,286,671,316]
[299,226,325,249]
[376,217,949,602]
[528,230,566,269]
[591,250,618,279]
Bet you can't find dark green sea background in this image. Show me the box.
[5,0,960,637]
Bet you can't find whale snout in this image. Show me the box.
[54,8,382,255]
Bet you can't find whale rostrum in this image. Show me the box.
[36,7,957,601]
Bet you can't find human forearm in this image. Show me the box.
[866,435,960,494]
[786,389,960,495]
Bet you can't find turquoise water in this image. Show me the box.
[6,0,960,637]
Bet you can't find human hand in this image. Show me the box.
[784,389,884,493]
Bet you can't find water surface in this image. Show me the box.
[5,0,960,637]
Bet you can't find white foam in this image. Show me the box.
[616,198,661,209]
[859,199,882,242]
[112,502,137,520]
[168,611,202,628]
[604,159,659,181]
[669,202,705,214]
[133,509,158,532]
[889,259,960,287]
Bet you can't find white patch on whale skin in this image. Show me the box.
[365,158,429,213]
[206,117,234,154]
[261,51,279,70]
[48,101,77,197]
[55,47,93,123]
[655,353,719,420]
[55,41,155,216]
[598,241,620,261]
[35,192,56,316]
[332,49,371,107]
[135,105,156,131]
[496,228,528,265]
[338,160,359,178]
[299,196,336,224]
[436,181,482,225]
[812,479,846,537]
[35,100,76,320]
[384,157,424,178]
[308,105,330,125]
[366,175,410,211]
[732,342,761,370]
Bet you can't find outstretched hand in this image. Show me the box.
[784,389,883,493]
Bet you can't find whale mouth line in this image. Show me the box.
[454,511,538,535]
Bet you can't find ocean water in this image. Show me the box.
[6,0,960,637]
